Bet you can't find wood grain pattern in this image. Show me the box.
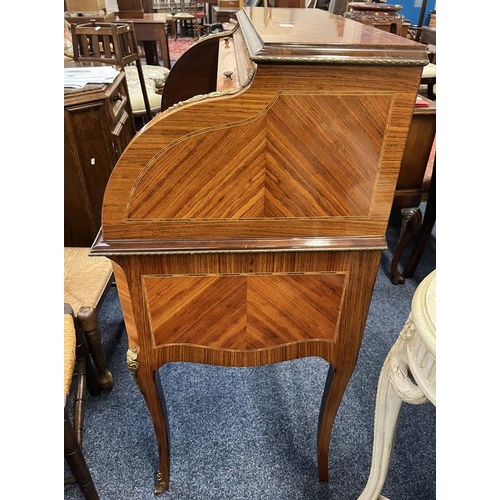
[144,273,345,349]
[112,249,379,368]
[103,66,420,241]
[64,68,136,246]
[92,9,427,492]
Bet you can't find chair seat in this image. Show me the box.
[125,65,170,116]
[64,313,77,401]
[64,247,113,314]
[422,62,436,79]
[128,65,170,89]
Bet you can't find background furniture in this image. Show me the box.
[64,304,101,500]
[64,63,136,247]
[64,245,116,497]
[65,10,115,24]
[117,0,145,17]
[71,21,154,121]
[419,26,436,100]
[114,12,172,68]
[64,0,111,19]
[92,7,428,494]
[343,2,408,37]
[391,95,436,284]
[64,247,115,390]
[212,4,238,22]
[359,269,436,499]
[171,0,208,39]
[393,161,436,285]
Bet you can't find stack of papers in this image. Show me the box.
[64,66,120,89]
[415,96,429,108]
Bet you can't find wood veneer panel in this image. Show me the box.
[144,273,345,349]
[103,64,420,241]
[92,11,428,490]
[128,92,390,221]
[111,249,378,369]
[265,93,390,217]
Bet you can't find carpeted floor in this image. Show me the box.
[64,206,436,500]
[168,36,197,64]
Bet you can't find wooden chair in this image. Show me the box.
[152,0,180,37]
[64,247,115,496]
[64,304,102,500]
[64,247,114,391]
[173,0,207,39]
[419,28,436,100]
[71,21,154,121]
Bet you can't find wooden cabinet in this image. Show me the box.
[64,64,136,246]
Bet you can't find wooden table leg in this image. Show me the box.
[390,157,436,285]
[128,349,171,494]
[78,306,114,391]
[143,40,159,65]
[317,361,357,482]
[159,28,171,68]
[390,207,422,285]
[64,411,100,500]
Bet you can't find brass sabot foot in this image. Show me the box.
[154,471,167,495]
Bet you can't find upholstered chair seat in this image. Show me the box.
[125,65,170,116]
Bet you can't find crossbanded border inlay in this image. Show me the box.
[143,272,347,350]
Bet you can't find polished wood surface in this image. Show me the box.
[64,63,136,247]
[92,7,427,494]
[212,5,238,22]
[391,95,436,284]
[344,2,407,37]
[395,94,436,208]
[64,10,115,25]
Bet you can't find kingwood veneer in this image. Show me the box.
[91,7,428,494]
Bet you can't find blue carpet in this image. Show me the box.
[64,206,436,500]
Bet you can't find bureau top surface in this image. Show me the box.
[239,7,427,64]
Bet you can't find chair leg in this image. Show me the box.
[135,61,153,122]
[403,159,436,279]
[64,410,100,500]
[78,306,114,391]
[427,78,436,100]
[389,207,423,285]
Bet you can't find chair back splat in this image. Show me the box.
[71,21,153,121]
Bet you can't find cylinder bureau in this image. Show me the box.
[91,7,428,494]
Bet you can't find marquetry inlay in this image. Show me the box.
[128,93,391,222]
[92,7,429,493]
[144,272,346,349]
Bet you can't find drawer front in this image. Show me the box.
[108,77,136,161]
[108,77,130,125]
